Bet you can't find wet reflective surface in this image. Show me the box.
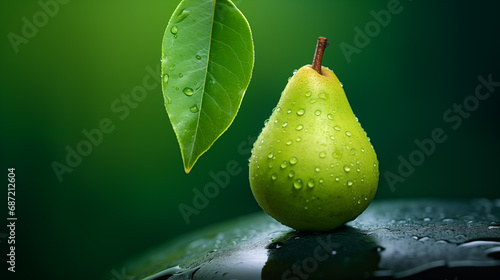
[122,199,500,279]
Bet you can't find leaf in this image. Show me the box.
[161,0,254,173]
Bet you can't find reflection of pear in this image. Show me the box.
[262,227,381,280]
[249,37,379,231]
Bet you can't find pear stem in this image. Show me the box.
[312,37,329,75]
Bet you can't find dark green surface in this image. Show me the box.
[0,1,499,280]
[123,199,500,279]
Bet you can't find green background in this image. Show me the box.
[1,0,499,279]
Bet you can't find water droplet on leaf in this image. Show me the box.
[175,9,190,23]
[189,105,199,113]
[183,87,193,96]
[165,95,172,104]
[171,25,178,35]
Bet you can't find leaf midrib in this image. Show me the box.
[186,0,217,168]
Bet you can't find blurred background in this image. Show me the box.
[1,0,499,279]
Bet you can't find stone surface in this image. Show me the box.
[123,199,500,279]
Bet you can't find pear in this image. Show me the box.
[249,37,379,231]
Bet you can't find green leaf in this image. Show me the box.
[161,0,254,173]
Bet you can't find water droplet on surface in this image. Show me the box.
[350,148,357,155]
[165,95,172,104]
[315,110,321,116]
[304,206,309,210]
[288,170,295,178]
[486,247,500,259]
[296,124,303,131]
[333,148,343,159]
[163,74,169,84]
[335,177,340,182]
[340,82,344,88]
[179,73,184,78]
[488,225,500,229]
[175,9,190,23]
[319,179,324,184]
[267,241,284,249]
[315,167,320,172]
[309,98,318,104]
[458,240,500,248]
[347,180,353,187]
[318,92,326,99]
[282,122,288,128]
[345,131,352,137]
[286,140,293,146]
[334,126,341,131]
[287,109,292,114]
[189,105,199,113]
[319,151,326,158]
[307,179,315,188]
[289,157,298,165]
[264,119,270,126]
[271,174,277,181]
[280,161,288,169]
[195,55,202,60]
[171,25,179,34]
[267,152,274,159]
[296,109,305,116]
[183,87,194,96]
[296,137,301,142]
[327,114,333,120]
[305,91,312,97]
[293,179,303,189]
[344,165,351,172]
[423,217,431,222]
[292,69,298,75]
[361,148,365,153]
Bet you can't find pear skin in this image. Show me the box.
[249,64,379,231]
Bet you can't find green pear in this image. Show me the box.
[249,37,379,231]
